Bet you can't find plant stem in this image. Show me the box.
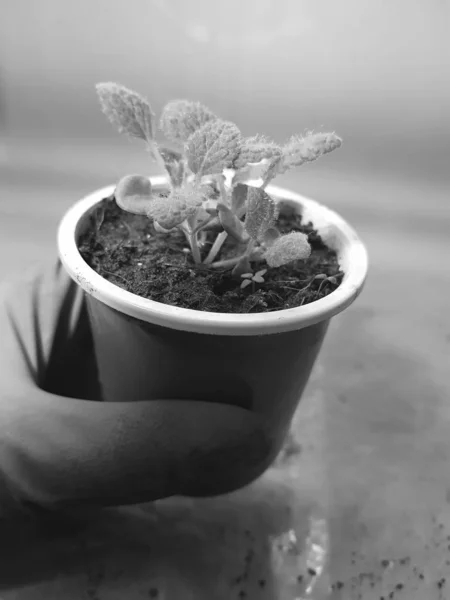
[209,245,259,270]
[217,175,229,206]
[188,232,202,264]
[180,224,202,264]
[194,173,202,187]
[209,255,242,270]
[192,214,216,235]
[261,176,271,190]
[203,230,228,265]
[149,142,170,187]
[245,239,255,257]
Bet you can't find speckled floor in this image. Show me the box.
[0,143,449,599]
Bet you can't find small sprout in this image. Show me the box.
[240,275,253,289]
[115,174,153,215]
[240,269,267,289]
[327,276,337,284]
[252,269,267,283]
[314,273,327,280]
[264,232,311,268]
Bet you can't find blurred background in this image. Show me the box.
[0,0,449,277]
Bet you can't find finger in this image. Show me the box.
[0,261,95,395]
[1,392,273,516]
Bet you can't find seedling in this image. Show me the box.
[240,269,267,291]
[96,83,342,283]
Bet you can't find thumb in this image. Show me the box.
[1,392,273,515]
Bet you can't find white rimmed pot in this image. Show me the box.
[58,176,368,462]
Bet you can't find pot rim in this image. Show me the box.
[58,176,368,335]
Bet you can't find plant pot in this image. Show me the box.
[58,176,368,462]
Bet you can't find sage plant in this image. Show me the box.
[96,83,342,279]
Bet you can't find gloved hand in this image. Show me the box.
[0,262,271,520]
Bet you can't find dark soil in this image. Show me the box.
[78,195,343,313]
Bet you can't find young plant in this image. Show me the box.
[96,82,342,281]
[240,269,268,291]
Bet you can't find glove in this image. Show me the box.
[0,262,271,519]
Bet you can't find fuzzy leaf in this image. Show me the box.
[244,187,279,241]
[217,203,249,243]
[96,82,155,142]
[159,146,185,188]
[186,119,242,177]
[115,174,153,215]
[147,185,204,230]
[279,132,342,173]
[234,135,282,169]
[160,100,217,144]
[264,232,311,268]
[240,279,252,289]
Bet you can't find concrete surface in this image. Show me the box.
[0,143,449,599]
